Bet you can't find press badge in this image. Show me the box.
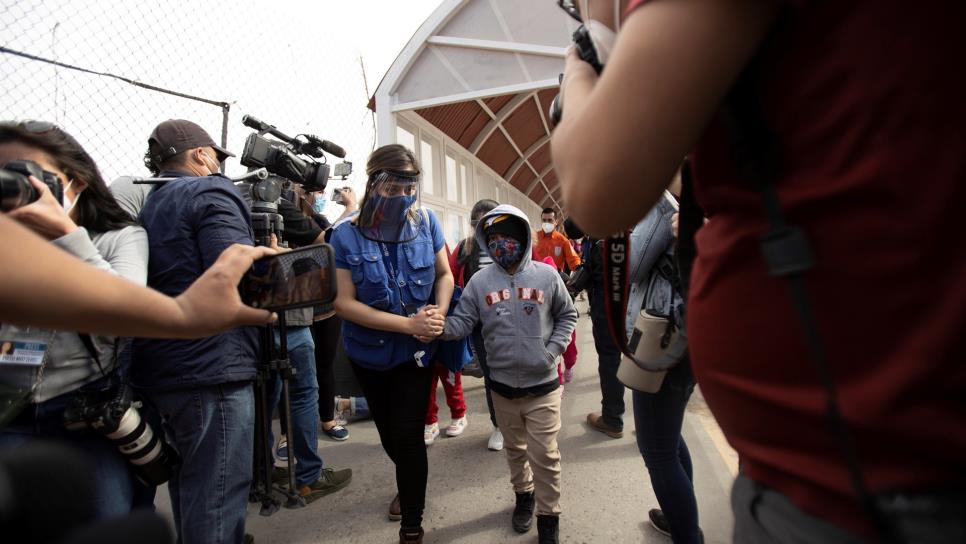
[0,341,48,367]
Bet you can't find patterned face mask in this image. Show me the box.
[487,236,524,269]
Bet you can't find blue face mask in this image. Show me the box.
[487,236,524,269]
[312,197,327,214]
[371,194,417,224]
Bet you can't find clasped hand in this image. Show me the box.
[411,304,445,343]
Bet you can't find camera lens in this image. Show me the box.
[105,406,178,486]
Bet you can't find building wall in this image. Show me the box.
[394,110,544,248]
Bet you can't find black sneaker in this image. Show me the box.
[648,509,671,537]
[298,467,352,504]
[512,491,535,533]
[398,526,424,544]
[537,514,559,544]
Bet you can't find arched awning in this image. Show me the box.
[371,0,577,213]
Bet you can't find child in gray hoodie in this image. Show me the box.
[441,205,577,544]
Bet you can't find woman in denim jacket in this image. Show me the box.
[330,144,453,544]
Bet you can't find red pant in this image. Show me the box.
[426,363,467,425]
[557,330,578,383]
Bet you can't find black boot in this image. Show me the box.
[537,514,559,544]
[512,491,535,533]
[398,526,423,544]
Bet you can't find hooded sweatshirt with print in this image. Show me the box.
[441,205,577,397]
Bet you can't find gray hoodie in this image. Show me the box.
[442,205,577,392]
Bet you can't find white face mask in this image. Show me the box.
[62,180,79,213]
[541,222,555,234]
[202,153,221,176]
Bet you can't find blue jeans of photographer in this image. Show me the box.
[0,375,148,519]
[148,381,253,544]
[268,326,323,487]
[633,360,700,543]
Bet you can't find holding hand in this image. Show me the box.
[411,304,444,342]
[7,176,77,240]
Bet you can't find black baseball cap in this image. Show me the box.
[483,213,528,244]
[147,119,234,167]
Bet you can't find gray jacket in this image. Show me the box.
[0,226,148,402]
[442,205,577,389]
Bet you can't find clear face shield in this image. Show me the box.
[358,170,424,243]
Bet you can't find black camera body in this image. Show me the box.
[0,159,64,212]
[549,25,604,126]
[241,133,330,193]
[63,384,179,486]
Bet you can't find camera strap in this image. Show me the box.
[601,231,636,359]
[76,333,109,379]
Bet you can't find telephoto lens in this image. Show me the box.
[64,384,179,486]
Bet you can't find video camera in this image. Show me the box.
[548,0,604,126]
[0,159,64,212]
[240,114,352,193]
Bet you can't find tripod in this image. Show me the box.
[249,208,305,514]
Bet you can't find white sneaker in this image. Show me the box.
[445,416,468,437]
[424,422,440,446]
[487,428,504,451]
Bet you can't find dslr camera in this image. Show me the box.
[548,0,604,126]
[63,383,179,486]
[0,159,64,212]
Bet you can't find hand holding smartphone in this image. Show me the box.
[239,244,337,312]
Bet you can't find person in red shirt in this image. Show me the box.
[550,0,966,542]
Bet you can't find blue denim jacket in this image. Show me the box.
[625,196,679,340]
[131,171,260,392]
[330,210,445,370]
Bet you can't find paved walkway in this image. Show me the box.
[156,299,738,543]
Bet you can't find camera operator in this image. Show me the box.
[299,187,358,441]
[133,119,258,544]
[244,181,354,502]
[550,1,966,542]
[0,120,151,518]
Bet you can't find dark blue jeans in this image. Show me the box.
[0,383,150,519]
[471,325,497,427]
[633,360,700,544]
[148,382,254,544]
[588,286,625,429]
[268,326,323,487]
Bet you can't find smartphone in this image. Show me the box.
[331,187,344,204]
[239,244,337,311]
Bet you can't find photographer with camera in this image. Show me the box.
[133,119,259,544]
[0,120,152,519]
[551,1,966,542]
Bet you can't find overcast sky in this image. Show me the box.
[0,0,444,213]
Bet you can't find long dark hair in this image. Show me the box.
[0,122,134,234]
[356,144,420,228]
[459,198,499,278]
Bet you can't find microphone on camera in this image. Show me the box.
[318,140,345,159]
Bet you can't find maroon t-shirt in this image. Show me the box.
[626,0,965,535]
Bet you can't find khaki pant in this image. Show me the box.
[491,387,563,515]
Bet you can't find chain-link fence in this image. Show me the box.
[1,0,379,211]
